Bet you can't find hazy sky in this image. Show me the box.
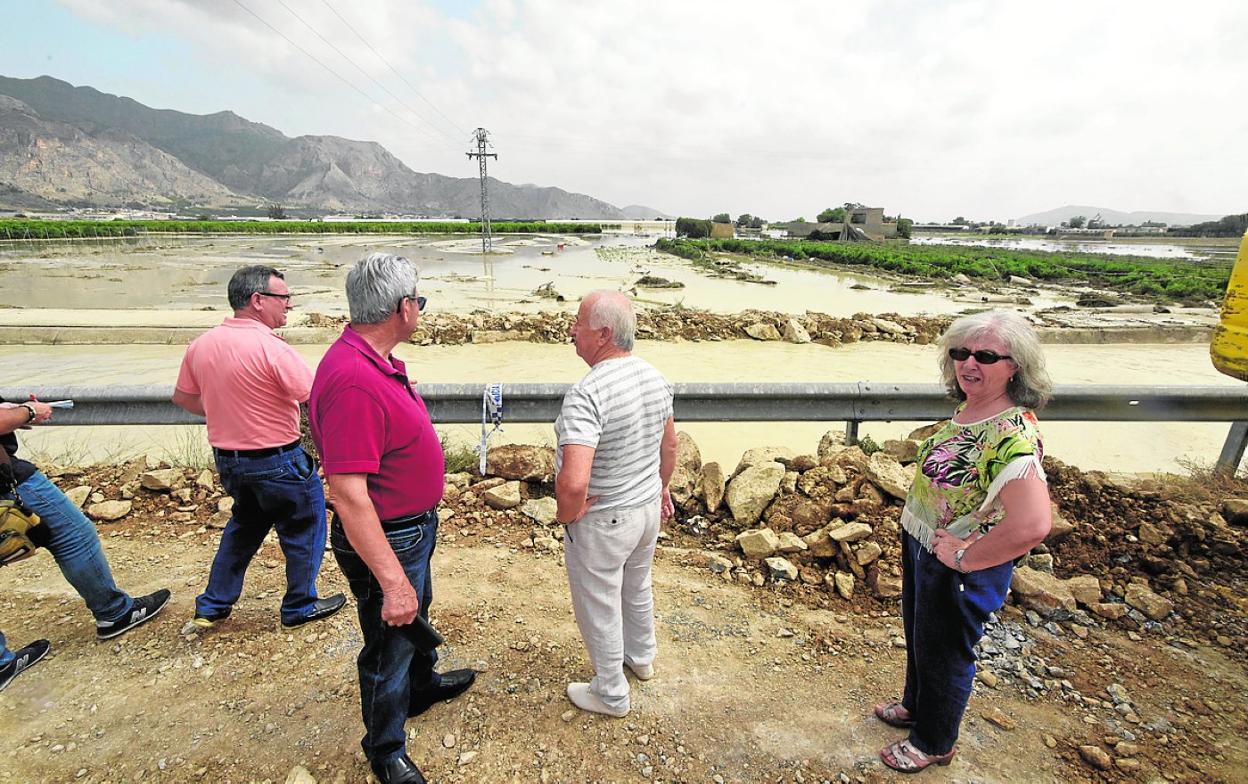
[3,0,1244,222]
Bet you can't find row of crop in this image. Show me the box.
[662,238,1229,303]
[0,219,602,239]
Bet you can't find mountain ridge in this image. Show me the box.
[0,75,666,219]
[1015,204,1224,228]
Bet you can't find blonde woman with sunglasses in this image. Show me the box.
[874,310,1054,773]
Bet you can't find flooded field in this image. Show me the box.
[2,339,1239,477]
[911,233,1240,262]
[0,233,1070,318]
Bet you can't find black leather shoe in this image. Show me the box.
[371,753,427,784]
[408,668,477,717]
[281,593,347,628]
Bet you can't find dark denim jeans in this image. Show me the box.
[0,471,132,664]
[332,512,439,766]
[900,530,1013,755]
[195,446,327,624]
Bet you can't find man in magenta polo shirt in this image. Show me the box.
[173,265,345,630]
[310,252,474,784]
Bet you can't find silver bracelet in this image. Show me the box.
[954,547,968,572]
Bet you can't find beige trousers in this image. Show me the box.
[563,497,660,711]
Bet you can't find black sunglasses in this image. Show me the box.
[948,347,1012,364]
[396,295,427,313]
[256,291,292,301]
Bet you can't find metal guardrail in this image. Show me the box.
[3,383,1247,472]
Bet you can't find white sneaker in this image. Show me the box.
[625,661,654,680]
[566,682,629,717]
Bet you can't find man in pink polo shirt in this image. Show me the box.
[310,253,473,784]
[173,265,345,630]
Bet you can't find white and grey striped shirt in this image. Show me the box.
[555,355,674,510]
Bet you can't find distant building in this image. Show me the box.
[709,221,735,239]
[776,206,899,241]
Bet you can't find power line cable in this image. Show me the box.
[274,0,458,145]
[319,0,468,138]
[229,0,443,145]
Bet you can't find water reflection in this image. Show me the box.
[911,234,1232,262]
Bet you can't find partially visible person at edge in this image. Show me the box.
[873,309,1053,773]
[309,253,475,784]
[172,265,345,631]
[0,397,171,692]
[555,289,678,718]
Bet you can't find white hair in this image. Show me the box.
[584,289,636,351]
[345,252,419,325]
[938,310,1052,409]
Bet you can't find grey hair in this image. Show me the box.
[345,252,420,325]
[938,310,1052,409]
[228,265,283,310]
[585,289,636,351]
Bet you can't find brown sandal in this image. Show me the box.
[873,701,915,728]
[880,739,956,773]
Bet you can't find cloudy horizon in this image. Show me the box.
[3,0,1244,223]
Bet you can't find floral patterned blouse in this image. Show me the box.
[899,404,1045,552]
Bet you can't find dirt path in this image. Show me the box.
[1,520,1243,783]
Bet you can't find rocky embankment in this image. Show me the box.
[303,309,949,347]
[53,432,1247,658]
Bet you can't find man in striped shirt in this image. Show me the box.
[555,289,678,717]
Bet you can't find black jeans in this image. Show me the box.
[900,530,1013,755]
[331,512,439,766]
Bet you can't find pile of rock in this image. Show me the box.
[306,309,950,348]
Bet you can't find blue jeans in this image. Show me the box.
[332,512,439,766]
[900,530,1013,755]
[0,471,133,665]
[195,446,327,624]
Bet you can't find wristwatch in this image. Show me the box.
[20,402,37,424]
[954,547,968,573]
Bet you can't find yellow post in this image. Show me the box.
[1211,230,1248,381]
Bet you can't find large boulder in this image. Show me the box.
[88,500,132,522]
[736,528,780,558]
[1065,574,1102,607]
[827,521,872,543]
[801,528,837,557]
[782,318,811,344]
[700,462,726,513]
[1048,503,1076,541]
[482,481,523,510]
[1010,566,1076,614]
[765,556,799,581]
[864,452,914,501]
[881,439,920,464]
[520,497,558,525]
[486,445,555,483]
[817,430,848,460]
[745,322,781,341]
[65,485,92,509]
[1220,498,1248,527]
[726,462,786,526]
[1125,583,1174,620]
[669,432,703,508]
[140,469,180,493]
[733,447,796,477]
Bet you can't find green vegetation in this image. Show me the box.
[440,433,479,475]
[711,213,732,224]
[0,218,601,239]
[675,217,712,239]
[657,237,1231,303]
[817,206,847,224]
[1170,213,1248,238]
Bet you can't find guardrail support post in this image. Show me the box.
[1216,421,1248,475]
[845,420,859,445]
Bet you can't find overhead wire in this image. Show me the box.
[273,0,459,145]
[319,0,468,139]
[228,0,445,145]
